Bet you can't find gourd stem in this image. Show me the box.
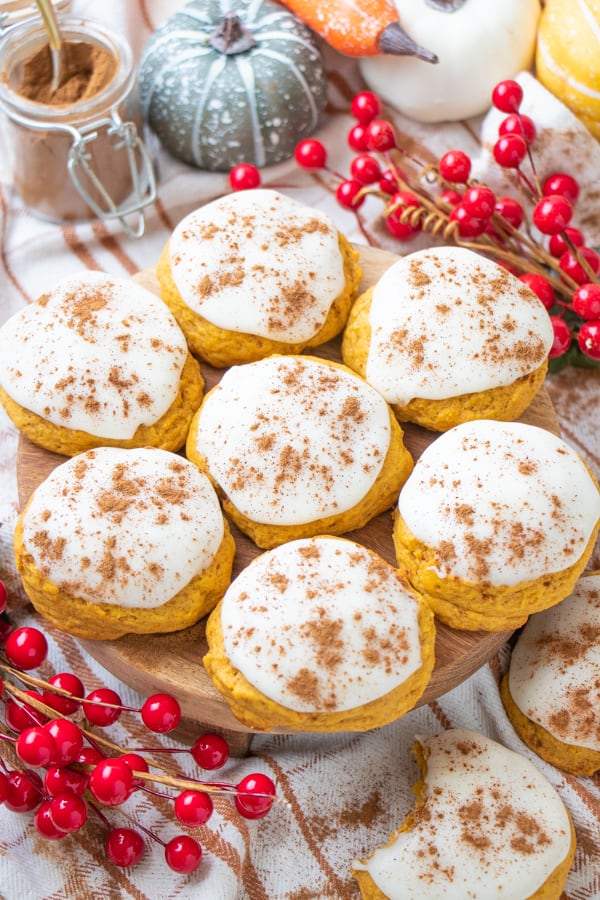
[210,14,257,55]
[378,23,438,62]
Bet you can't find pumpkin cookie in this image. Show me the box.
[351,728,576,899]
[0,271,203,456]
[203,536,435,732]
[392,420,600,632]
[501,571,600,776]
[14,447,235,639]
[342,246,553,432]
[157,188,362,367]
[186,354,413,548]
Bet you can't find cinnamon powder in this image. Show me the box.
[17,41,116,106]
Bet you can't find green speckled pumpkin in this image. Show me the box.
[139,0,328,171]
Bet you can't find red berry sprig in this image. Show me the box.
[227,85,600,370]
[0,585,279,875]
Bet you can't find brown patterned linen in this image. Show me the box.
[1,2,599,897]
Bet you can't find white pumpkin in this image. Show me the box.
[359,0,541,123]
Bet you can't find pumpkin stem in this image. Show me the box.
[210,13,257,55]
[378,23,438,62]
[425,0,469,11]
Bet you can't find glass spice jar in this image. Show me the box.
[0,15,156,237]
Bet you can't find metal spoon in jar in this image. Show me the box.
[34,0,62,93]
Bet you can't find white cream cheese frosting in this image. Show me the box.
[352,728,573,899]
[397,419,600,586]
[365,245,553,405]
[0,271,188,440]
[508,572,600,751]
[220,536,425,712]
[192,355,392,526]
[21,447,225,608]
[168,188,345,341]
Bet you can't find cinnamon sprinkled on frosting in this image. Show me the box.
[0,272,187,440]
[220,537,424,712]
[168,189,345,342]
[365,246,554,405]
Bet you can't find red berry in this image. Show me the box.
[48,791,88,833]
[542,172,579,204]
[438,188,462,208]
[498,113,536,144]
[492,79,523,113]
[336,179,364,209]
[174,789,214,826]
[572,283,600,319]
[45,765,88,797]
[533,194,573,235]
[76,746,106,767]
[494,196,524,229]
[16,725,56,767]
[34,800,67,840]
[379,168,401,194]
[461,185,496,220]
[82,688,123,726]
[294,138,327,169]
[351,90,381,125]
[0,771,9,804]
[548,226,584,257]
[235,773,276,819]
[140,693,181,734]
[439,149,471,183]
[578,320,600,359]
[518,273,556,311]
[191,732,230,770]
[45,718,84,766]
[365,119,396,152]
[559,246,600,284]
[165,834,203,874]
[385,190,422,240]
[0,580,6,615]
[347,123,369,152]
[449,204,487,238]
[42,672,85,715]
[88,758,134,806]
[4,692,46,731]
[350,153,381,185]
[5,626,48,669]
[549,316,572,357]
[119,752,149,786]
[106,827,145,868]
[228,163,261,191]
[493,134,527,169]
[5,769,43,812]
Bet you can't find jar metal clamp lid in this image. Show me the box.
[0,16,157,238]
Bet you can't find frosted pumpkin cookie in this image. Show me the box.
[0,271,203,456]
[14,447,235,639]
[203,536,435,732]
[157,188,362,367]
[186,354,413,548]
[351,728,576,899]
[501,571,600,776]
[392,420,600,631]
[341,246,553,432]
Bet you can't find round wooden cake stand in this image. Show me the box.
[16,245,560,754]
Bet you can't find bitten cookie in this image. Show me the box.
[351,728,576,899]
[501,571,600,776]
[341,246,553,431]
[203,535,435,732]
[14,447,235,639]
[156,188,362,367]
[186,354,414,548]
[0,271,203,456]
[392,419,600,631]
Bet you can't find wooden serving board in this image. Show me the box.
[16,245,560,750]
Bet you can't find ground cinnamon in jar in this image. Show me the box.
[17,41,116,105]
